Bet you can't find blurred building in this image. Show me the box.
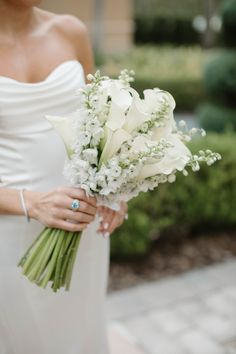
[41,0,134,53]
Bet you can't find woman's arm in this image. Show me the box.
[0,186,97,232]
[0,188,28,216]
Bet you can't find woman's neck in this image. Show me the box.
[0,2,37,36]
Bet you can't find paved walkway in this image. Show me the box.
[107,259,236,354]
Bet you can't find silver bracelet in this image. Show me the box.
[19,189,30,222]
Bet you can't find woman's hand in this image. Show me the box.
[97,201,128,238]
[25,187,97,232]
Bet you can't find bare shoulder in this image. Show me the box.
[37,9,94,75]
[52,14,89,43]
[37,9,89,47]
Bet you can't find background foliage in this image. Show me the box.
[110,133,236,260]
[100,46,214,111]
[198,0,236,131]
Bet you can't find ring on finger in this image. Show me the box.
[71,199,81,211]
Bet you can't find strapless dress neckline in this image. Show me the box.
[0,59,81,86]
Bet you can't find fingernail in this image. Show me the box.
[103,232,110,238]
[104,222,109,229]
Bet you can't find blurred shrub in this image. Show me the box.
[197,0,236,132]
[203,51,236,106]
[135,16,199,45]
[101,46,212,111]
[222,0,236,46]
[111,133,236,260]
[198,103,236,132]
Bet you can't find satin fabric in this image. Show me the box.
[0,60,110,354]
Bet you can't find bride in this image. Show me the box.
[0,0,144,353]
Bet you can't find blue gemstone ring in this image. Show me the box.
[71,199,80,211]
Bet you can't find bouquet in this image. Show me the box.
[18,70,221,292]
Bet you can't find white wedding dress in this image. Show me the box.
[0,60,111,354]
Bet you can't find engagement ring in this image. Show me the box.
[71,199,80,211]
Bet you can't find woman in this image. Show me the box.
[0,1,131,353]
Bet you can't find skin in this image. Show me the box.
[0,0,127,236]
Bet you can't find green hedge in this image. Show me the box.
[198,0,236,132]
[100,46,212,112]
[135,16,200,45]
[203,51,236,106]
[197,103,236,132]
[111,133,236,260]
[222,0,236,46]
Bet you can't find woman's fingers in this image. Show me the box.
[56,208,95,224]
[107,213,123,234]
[97,207,115,236]
[97,202,128,236]
[64,187,97,207]
[52,219,89,232]
[53,189,97,216]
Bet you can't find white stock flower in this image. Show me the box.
[82,149,98,164]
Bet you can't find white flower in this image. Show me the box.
[139,134,191,179]
[78,131,92,146]
[99,128,131,165]
[82,149,98,164]
[123,95,149,133]
[45,114,76,158]
[151,111,176,141]
[90,128,104,146]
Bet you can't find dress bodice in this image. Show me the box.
[0,60,85,191]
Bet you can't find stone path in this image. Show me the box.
[107,260,236,354]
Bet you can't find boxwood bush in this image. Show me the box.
[197,0,236,132]
[203,51,236,106]
[198,103,236,132]
[222,0,236,46]
[135,16,200,45]
[110,133,236,260]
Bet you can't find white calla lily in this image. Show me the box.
[109,82,132,110]
[105,100,126,131]
[144,89,176,112]
[130,135,156,152]
[123,96,148,133]
[151,111,177,141]
[99,128,131,166]
[45,114,76,158]
[139,134,191,179]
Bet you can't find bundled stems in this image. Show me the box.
[18,227,82,292]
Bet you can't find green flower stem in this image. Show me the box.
[21,228,52,275]
[18,227,82,291]
[27,230,59,282]
[18,227,49,268]
[39,231,65,289]
[17,227,49,267]
[60,234,78,288]
[52,230,69,291]
[65,232,81,291]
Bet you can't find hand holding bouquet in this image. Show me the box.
[18,70,221,292]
